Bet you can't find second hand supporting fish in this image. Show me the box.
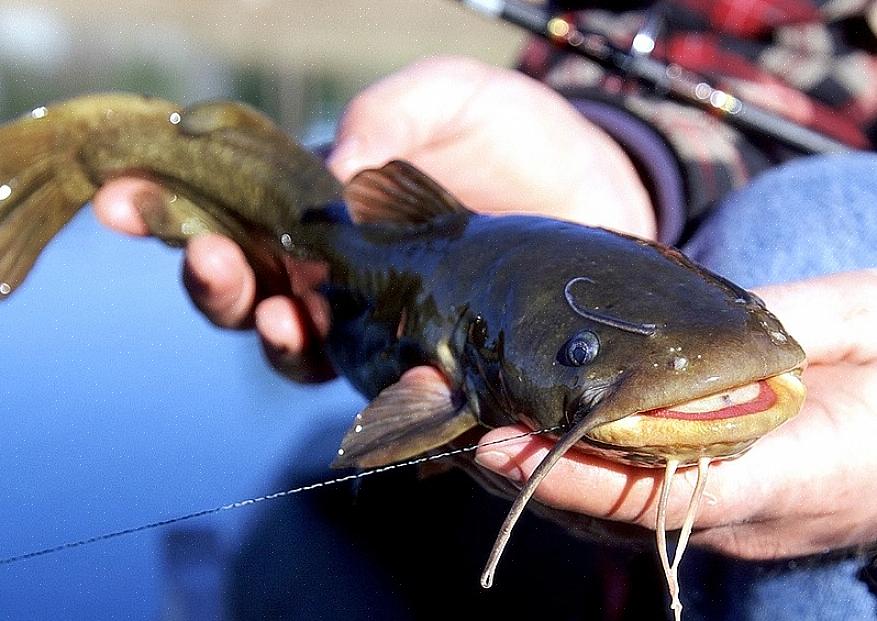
[0,94,807,619]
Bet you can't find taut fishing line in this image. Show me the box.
[0,425,562,566]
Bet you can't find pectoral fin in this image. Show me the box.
[332,366,478,469]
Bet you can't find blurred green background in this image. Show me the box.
[0,0,527,141]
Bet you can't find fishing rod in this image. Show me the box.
[454,0,854,155]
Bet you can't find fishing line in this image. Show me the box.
[0,425,562,567]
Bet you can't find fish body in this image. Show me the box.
[0,94,806,612]
[0,94,805,466]
[321,209,803,462]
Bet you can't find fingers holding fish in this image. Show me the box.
[473,423,794,545]
[255,294,336,384]
[476,425,703,530]
[182,234,257,329]
[95,180,261,329]
[693,362,877,558]
[92,177,334,380]
[92,178,155,236]
[753,269,877,367]
[476,346,877,561]
[473,269,877,570]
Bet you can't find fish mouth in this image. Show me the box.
[582,370,806,466]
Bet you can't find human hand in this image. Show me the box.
[93,178,334,382]
[474,269,877,559]
[328,56,654,235]
[94,56,654,381]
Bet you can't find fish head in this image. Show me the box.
[494,228,806,466]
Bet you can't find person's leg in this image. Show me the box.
[681,152,877,621]
[684,152,877,288]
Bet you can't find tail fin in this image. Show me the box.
[0,94,343,300]
[0,106,96,297]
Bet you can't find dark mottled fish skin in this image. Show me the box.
[0,94,810,616]
[324,212,797,413]
[0,94,805,471]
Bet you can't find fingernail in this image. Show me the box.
[254,297,301,354]
[475,450,524,484]
[183,237,245,311]
[184,243,224,292]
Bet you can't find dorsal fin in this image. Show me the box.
[178,100,282,138]
[344,160,473,225]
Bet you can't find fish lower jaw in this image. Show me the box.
[581,371,806,467]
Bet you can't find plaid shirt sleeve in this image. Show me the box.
[520,0,877,242]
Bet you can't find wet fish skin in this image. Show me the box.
[401,215,804,460]
[0,94,805,471]
[0,94,341,297]
[0,95,810,618]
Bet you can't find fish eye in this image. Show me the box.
[559,330,600,367]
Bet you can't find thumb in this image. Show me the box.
[753,269,877,366]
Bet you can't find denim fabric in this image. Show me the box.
[679,152,877,621]
[684,153,877,288]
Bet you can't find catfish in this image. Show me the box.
[0,94,806,619]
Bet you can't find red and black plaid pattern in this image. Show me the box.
[520,0,877,222]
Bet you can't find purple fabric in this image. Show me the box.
[570,99,687,245]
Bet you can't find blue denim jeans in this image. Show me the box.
[679,152,877,621]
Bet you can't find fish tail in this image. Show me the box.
[0,94,343,300]
[0,103,100,297]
